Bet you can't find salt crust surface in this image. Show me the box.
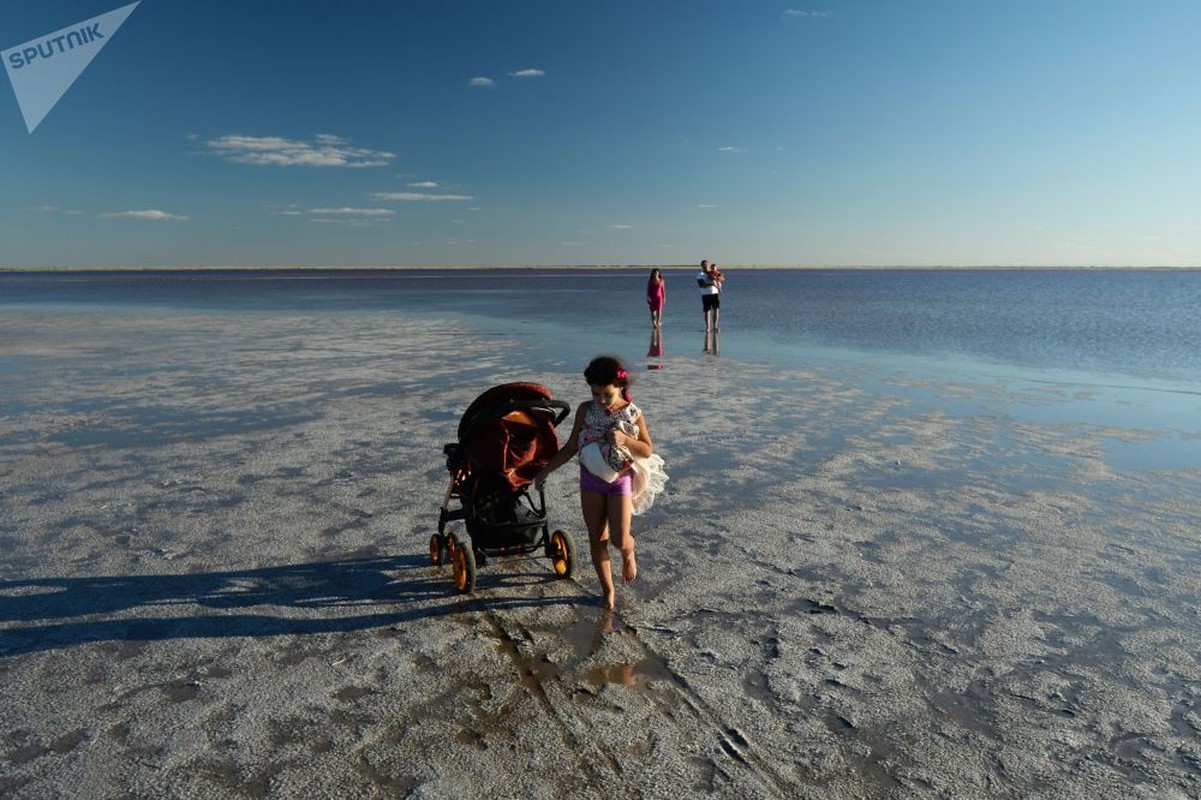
[1,311,1199,798]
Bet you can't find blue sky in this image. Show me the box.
[2,0,1199,268]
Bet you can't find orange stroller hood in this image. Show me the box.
[455,382,570,493]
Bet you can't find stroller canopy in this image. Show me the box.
[454,382,570,493]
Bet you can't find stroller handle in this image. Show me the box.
[458,398,571,444]
[509,398,572,427]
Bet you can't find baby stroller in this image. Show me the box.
[434,382,577,594]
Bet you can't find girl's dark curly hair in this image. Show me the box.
[584,354,631,401]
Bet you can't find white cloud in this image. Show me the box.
[206,134,396,168]
[372,192,474,202]
[508,68,546,78]
[309,218,387,227]
[297,205,395,226]
[718,146,745,153]
[696,204,717,208]
[784,9,832,18]
[307,207,395,217]
[469,77,496,87]
[30,205,83,215]
[407,181,439,188]
[607,224,633,230]
[101,209,188,221]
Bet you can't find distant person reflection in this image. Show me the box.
[647,326,664,369]
[703,326,719,356]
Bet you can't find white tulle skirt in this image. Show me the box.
[629,453,668,516]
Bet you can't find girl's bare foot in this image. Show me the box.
[621,549,638,584]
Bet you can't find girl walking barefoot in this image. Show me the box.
[535,355,666,609]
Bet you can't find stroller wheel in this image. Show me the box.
[429,534,444,566]
[449,534,477,594]
[549,529,575,579]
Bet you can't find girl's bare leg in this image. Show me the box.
[580,489,616,608]
[607,493,637,584]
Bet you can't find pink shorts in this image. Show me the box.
[579,466,632,496]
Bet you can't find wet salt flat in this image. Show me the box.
[1,280,1200,797]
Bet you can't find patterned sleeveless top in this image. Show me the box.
[579,399,641,472]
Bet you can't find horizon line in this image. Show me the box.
[3,263,1200,272]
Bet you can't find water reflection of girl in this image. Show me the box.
[648,326,663,358]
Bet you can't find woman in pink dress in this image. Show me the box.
[646,268,666,328]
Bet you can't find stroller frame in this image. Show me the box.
[433,384,577,594]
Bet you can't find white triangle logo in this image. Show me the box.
[3,1,140,133]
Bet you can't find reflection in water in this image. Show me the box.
[586,662,637,687]
[583,610,634,685]
[579,610,673,689]
[592,608,614,648]
[703,327,720,355]
[647,326,664,369]
[648,326,663,357]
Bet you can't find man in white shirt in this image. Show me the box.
[695,259,722,332]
